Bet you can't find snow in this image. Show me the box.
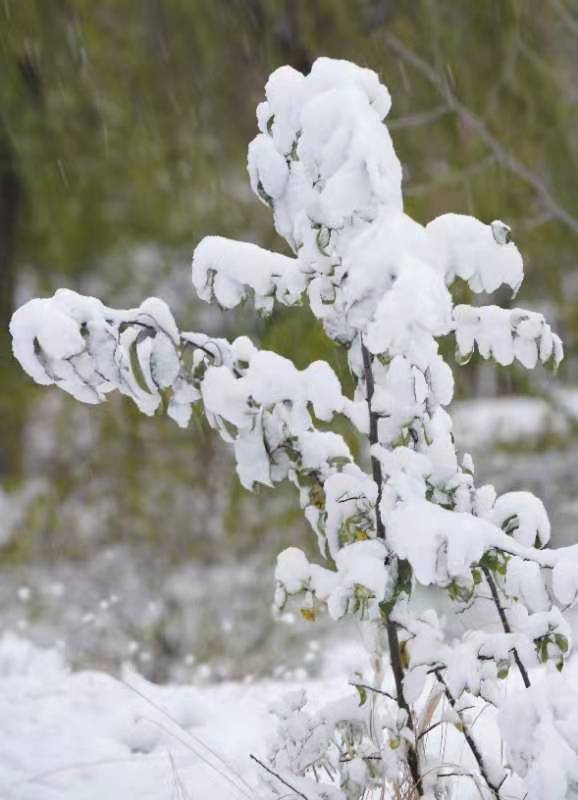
[388,499,496,586]
[192,236,303,312]
[454,304,563,369]
[427,213,523,294]
[499,668,578,800]
[491,491,551,547]
[274,539,391,622]
[0,635,273,800]
[553,560,578,608]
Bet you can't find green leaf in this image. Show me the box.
[555,634,569,654]
[355,685,367,706]
[129,338,153,395]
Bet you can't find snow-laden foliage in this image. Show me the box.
[9,57,575,799]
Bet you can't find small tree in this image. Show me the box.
[10,58,578,800]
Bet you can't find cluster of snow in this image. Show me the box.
[193,236,304,312]
[500,670,578,800]
[275,539,392,622]
[10,289,180,411]
[454,304,563,368]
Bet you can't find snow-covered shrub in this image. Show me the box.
[9,57,578,799]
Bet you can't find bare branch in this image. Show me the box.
[349,681,397,703]
[404,155,495,198]
[383,32,578,235]
[250,754,310,800]
[434,669,504,799]
[482,566,531,689]
[388,104,451,131]
[551,0,578,35]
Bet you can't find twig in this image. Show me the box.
[250,754,310,800]
[383,32,578,236]
[434,669,503,799]
[120,679,257,799]
[551,0,578,35]
[349,681,397,703]
[404,156,495,198]
[482,566,531,689]
[416,719,445,743]
[388,104,451,131]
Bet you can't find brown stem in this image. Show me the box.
[482,566,531,689]
[361,342,422,796]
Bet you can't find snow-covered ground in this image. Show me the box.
[452,389,578,450]
[0,634,358,800]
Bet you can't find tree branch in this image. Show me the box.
[349,681,396,703]
[404,155,495,198]
[383,31,578,236]
[482,566,531,689]
[250,754,310,800]
[434,670,504,799]
[361,342,423,796]
[388,104,451,131]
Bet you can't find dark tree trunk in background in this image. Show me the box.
[0,125,21,336]
[0,122,24,478]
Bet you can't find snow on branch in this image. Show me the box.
[427,214,523,294]
[454,304,563,369]
[10,288,378,553]
[192,236,305,312]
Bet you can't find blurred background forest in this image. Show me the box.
[1,0,578,683]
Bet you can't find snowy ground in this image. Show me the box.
[0,634,364,800]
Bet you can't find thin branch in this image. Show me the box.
[339,754,382,763]
[404,155,495,198]
[383,32,578,236]
[349,681,397,703]
[416,719,445,743]
[434,669,503,799]
[482,566,531,689]
[551,0,578,35]
[519,211,554,232]
[250,754,310,800]
[388,104,451,131]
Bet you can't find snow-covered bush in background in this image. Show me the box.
[9,57,578,799]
